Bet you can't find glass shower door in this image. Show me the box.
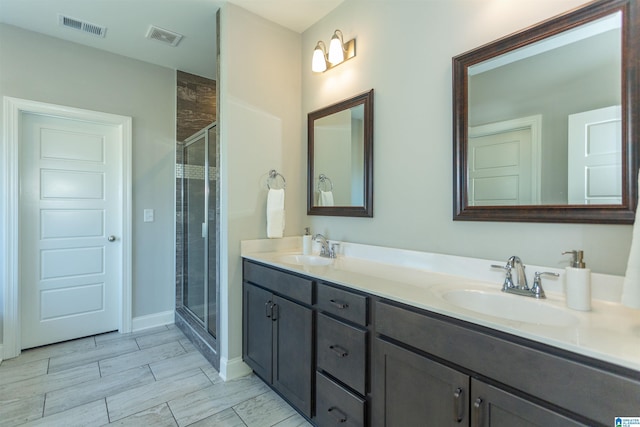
[183,134,206,322]
[182,123,218,339]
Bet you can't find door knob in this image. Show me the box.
[108,235,116,242]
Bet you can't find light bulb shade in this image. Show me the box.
[312,42,327,72]
[328,32,345,65]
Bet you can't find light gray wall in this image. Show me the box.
[0,24,177,345]
[218,4,302,377]
[302,0,632,275]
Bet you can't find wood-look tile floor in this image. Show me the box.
[0,325,312,427]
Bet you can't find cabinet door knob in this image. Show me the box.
[327,406,347,423]
[107,235,116,242]
[453,387,464,423]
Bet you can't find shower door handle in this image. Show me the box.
[201,222,207,238]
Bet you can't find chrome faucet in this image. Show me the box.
[507,256,528,290]
[313,234,330,258]
[491,256,558,299]
[313,233,339,259]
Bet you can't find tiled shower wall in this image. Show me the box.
[176,70,217,142]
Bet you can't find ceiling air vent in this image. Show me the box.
[146,25,183,47]
[58,14,107,38]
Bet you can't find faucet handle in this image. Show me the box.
[531,271,559,299]
[330,242,340,259]
[491,264,514,290]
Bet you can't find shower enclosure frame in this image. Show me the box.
[175,121,220,369]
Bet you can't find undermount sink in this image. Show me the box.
[278,254,333,267]
[442,289,578,327]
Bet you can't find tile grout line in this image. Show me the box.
[104,397,111,424]
[148,364,158,381]
[165,401,180,427]
[41,388,47,420]
[231,406,250,427]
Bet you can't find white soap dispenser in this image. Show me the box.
[562,250,591,311]
[302,227,312,255]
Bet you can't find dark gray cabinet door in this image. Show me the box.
[470,379,587,427]
[273,295,313,418]
[372,337,470,427]
[242,282,273,382]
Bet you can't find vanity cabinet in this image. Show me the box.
[242,259,640,427]
[242,261,314,417]
[373,299,640,427]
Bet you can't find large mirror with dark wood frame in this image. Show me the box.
[453,0,638,223]
[308,89,374,217]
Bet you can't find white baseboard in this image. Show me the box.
[219,356,252,381]
[131,310,175,332]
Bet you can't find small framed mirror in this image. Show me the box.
[308,89,374,217]
[453,0,638,223]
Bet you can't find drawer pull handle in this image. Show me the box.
[329,299,349,309]
[329,345,349,358]
[473,398,483,427]
[328,406,347,423]
[453,387,464,423]
[271,303,278,321]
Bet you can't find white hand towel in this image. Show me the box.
[267,188,285,238]
[622,171,640,309]
[319,190,334,207]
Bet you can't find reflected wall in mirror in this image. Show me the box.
[453,0,638,223]
[308,89,374,217]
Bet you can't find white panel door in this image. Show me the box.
[468,128,533,206]
[568,106,622,204]
[20,112,122,349]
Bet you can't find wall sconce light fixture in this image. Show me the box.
[312,29,356,73]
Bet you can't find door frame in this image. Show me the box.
[2,97,133,359]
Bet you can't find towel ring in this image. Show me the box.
[317,174,333,191]
[267,169,286,189]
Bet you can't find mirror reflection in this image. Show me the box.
[308,89,374,217]
[467,12,622,207]
[313,104,365,207]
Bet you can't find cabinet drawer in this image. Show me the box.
[317,313,367,395]
[317,283,367,326]
[243,260,313,305]
[316,371,365,427]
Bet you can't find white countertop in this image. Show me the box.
[241,237,640,372]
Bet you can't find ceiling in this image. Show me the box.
[0,0,344,79]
